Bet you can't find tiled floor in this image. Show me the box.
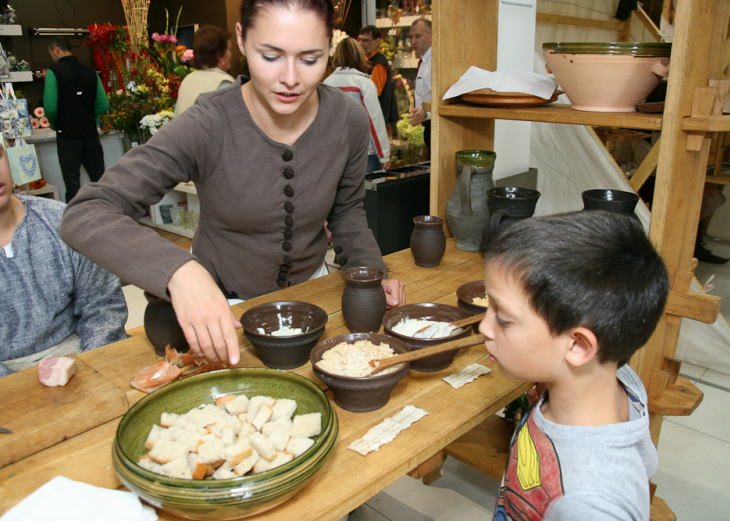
[123,234,730,520]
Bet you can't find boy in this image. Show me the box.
[480,211,669,521]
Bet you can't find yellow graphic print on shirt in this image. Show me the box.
[516,425,541,490]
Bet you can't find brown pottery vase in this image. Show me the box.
[341,267,387,333]
[411,215,447,267]
[143,291,190,356]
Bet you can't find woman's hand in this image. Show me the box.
[167,260,242,365]
[382,278,405,308]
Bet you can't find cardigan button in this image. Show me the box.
[283,168,294,179]
[280,264,290,272]
[276,279,287,288]
[284,228,293,240]
[285,215,294,227]
[283,256,293,266]
[284,202,294,213]
[334,245,343,254]
[277,271,287,281]
[284,185,294,197]
[338,257,347,265]
[282,150,293,161]
[282,241,292,251]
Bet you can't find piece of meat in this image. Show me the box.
[38,357,77,387]
[132,361,181,390]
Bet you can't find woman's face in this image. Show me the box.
[236,5,329,117]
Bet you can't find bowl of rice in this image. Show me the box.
[382,303,473,372]
[241,301,328,369]
[310,333,411,412]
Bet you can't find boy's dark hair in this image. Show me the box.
[483,211,669,366]
[239,0,335,41]
[359,25,381,40]
[193,25,231,69]
[47,37,72,52]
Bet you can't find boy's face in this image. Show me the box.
[479,267,571,382]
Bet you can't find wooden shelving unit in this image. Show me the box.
[429,1,729,518]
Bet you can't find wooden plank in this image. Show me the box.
[650,496,677,521]
[664,289,721,323]
[536,12,625,31]
[438,104,664,131]
[705,174,730,185]
[682,115,730,131]
[633,8,663,42]
[444,414,515,482]
[407,450,444,482]
[648,376,704,416]
[630,137,661,192]
[686,86,718,150]
[0,356,128,468]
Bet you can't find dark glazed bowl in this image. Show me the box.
[456,280,488,315]
[581,189,640,214]
[310,333,411,412]
[241,301,328,369]
[382,303,472,372]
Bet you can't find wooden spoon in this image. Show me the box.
[413,312,486,338]
[369,334,485,375]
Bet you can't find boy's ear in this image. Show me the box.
[565,327,599,368]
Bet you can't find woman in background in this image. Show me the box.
[323,37,390,172]
[174,25,235,116]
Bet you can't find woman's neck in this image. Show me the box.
[0,195,25,248]
[241,83,319,146]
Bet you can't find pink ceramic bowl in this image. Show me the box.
[543,50,669,112]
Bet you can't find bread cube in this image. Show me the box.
[285,437,315,458]
[267,430,290,452]
[224,395,250,415]
[197,437,227,464]
[187,453,208,480]
[249,432,277,461]
[290,413,322,439]
[262,417,292,437]
[138,456,165,474]
[252,404,274,432]
[233,449,260,477]
[162,457,193,479]
[215,395,237,407]
[226,438,253,466]
[271,399,297,421]
[253,451,293,473]
[144,424,169,450]
[237,422,257,441]
[246,396,275,424]
[148,439,189,464]
[160,412,181,428]
[221,425,236,446]
[212,462,236,480]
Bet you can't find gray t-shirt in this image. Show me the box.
[494,365,657,521]
[0,195,128,376]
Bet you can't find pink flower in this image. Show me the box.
[34,107,44,117]
[151,32,161,43]
[181,49,194,63]
[31,118,39,129]
[39,117,50,128]
[169,35,177,44]
[395,80,403,88]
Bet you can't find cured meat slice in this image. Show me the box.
[38,357,77,387]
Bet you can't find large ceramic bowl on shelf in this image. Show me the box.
[240,301,328,369]
[113,368,338,520]
[382,303,472,372]
[310,333,411,412]
[543,42,671,112]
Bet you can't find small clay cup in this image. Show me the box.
[241,301,328,369]
[143,292,189,356]
[310,333,410,412]
[341,267,387,333]
[382,303,472,372]
[456,280,488,316]
[411,215,447,267]
[581,189,640,214]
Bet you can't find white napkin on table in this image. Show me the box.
[1,476,158,521]
[443,66,558,100]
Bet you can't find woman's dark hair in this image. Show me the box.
[239,0,335,41]
[332,37,367,73]
[483,211,669,366]
[193,25,231,69]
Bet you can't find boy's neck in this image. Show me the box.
[541,363,628,427]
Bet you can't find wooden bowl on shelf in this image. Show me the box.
[460,89,562,108]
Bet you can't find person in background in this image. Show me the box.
[324,37,390,173]
[175,25,236,116]
[408,18,432,159]
[357,25,399,128]
[44,37,109,203]
[60,0,406,368]
[480,211,668,520]
[0,146,128,377]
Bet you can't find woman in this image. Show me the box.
[174,25,236,116]
[323,38,390,172]
[59,0,405,366]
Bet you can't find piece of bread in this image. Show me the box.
[148,439,189,464]
[224,395,250,415]
[215,395,237,407]
[221,425,236,446]
[252,404,274,432]
[212,462,236,480]
[253,451,293,474]
[187,453,208,480]
[138,456,165,474]
[271,399,297,421]
[197,437,227,464]
[285,437,315,458]
[161,457,193,479]
[237,422,257,441]
[246,396,275,424]
[226,439,253,466]
[160,412,181,428]
[188,404,228,428]
[144,424,168,450]
[290,413,322,439]
[248,432,277,461]
[267,430,290,452]
[233,449,260,477]
[262,417,292,437]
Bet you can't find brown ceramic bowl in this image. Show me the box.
[241,301,328,369]
[456,280,488,315]
[310,333,411,412]
[382,303,472,372]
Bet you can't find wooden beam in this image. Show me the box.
[633,8,664,42]
[648,375,704,416]
[536,12,625,32]
[665,289,721,323]
[630,137,661,192]
[682,115,730,131]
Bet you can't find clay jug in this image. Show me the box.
[342,267,387,333]
[481,187,541,250]
[410,215,447,267]
[143,291,190,356]
[581,189,640,215]
[445,150,496,251]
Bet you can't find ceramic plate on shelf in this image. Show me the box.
[460,89,562,108]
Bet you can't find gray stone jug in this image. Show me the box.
[445,150,496,252]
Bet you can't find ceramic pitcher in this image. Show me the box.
[143,291,190,356]
[410,215,447,267]
[341,267,387,333]
[445,150,497,252]
[481,187,541,250]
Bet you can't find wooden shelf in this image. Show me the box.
[437,103,664,131]
[648,375,704,417]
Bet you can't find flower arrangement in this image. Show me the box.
[30,107,49,129]
[143,10,192,80]
[140,109,174,136]
[396,113,424,147]
[330,29,348,57]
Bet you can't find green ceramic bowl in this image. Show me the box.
[455,150,497,168]
[542,42,671,57]
[113,368,338,520]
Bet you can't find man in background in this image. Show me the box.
[358,25,399,128]
[44,37,109,202]
[409,18,432,159]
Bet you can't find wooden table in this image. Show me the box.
[0,240,529,520]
